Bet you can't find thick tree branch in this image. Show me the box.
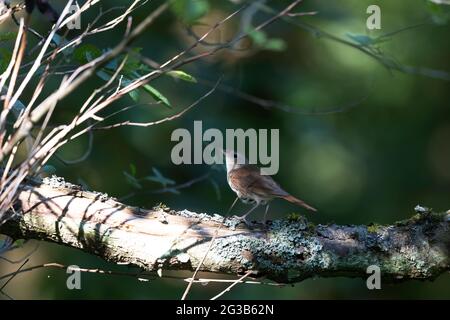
[1,176,449,283]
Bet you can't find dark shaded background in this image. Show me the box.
[1,0,449,299]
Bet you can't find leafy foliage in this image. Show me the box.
[248,29,287,52]
[427,1,450,24]
[167,70,197,83]
[73,44,102,64]
[0,32,17,42]
[171,0,210,24]
[72,44,198,107]
[0,48,12,73]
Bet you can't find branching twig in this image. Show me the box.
[210,270,255,300]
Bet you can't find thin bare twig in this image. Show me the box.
[0,258,29,292]
[0,242,39,264]
[95,76,222,130]
[210,270,255,300]
[120,172,211,202]
[181,225,222,300]
[183,277,284,287]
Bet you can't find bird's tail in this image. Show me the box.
[282,195,317,212]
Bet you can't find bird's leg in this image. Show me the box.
[239,203,259,221]
[226,196,239,215]
[263,203,270,224]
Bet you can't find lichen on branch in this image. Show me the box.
[1,176,449,284]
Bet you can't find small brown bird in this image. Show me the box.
[223,149,317,222]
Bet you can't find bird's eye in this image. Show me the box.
[233,153,238,159]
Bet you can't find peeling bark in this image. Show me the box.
[1,176,449,283]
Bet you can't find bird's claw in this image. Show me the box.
[235,215,256,228]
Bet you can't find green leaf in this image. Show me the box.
[145,167,176,187]
[264,38,287,51]
[13,239,25,248]
[427,1,450,24]
[35,66,47,78]
[248,29,286,51]
[142,84,172,108]
[167,70,197,83]
[122,49,144,74]
[121,74,171,107]
[73,44,102,63]
[123,171,142,189]
[105,58,119,71]
[0,48,12,73]
[95,67,172,107]
[171,0,209,24]
[96,71,137,101]
[0,32,17,42]
[346,33,376,46]
[129,90,140,102]
[96,70,111,81]
[95,70,138,102]
[11,99,26,118]
[52,34,63,46]
[129,163,137,176]
[248,29,268,46]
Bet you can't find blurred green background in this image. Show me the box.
[1,0,449,299]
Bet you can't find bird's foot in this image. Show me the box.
[245,219,271,236]
[234,216,271,231]
[234,215,257,228]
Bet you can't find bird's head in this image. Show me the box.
[222,149,248,172]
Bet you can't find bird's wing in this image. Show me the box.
[229,165,289,198]
[228,165,258,192]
